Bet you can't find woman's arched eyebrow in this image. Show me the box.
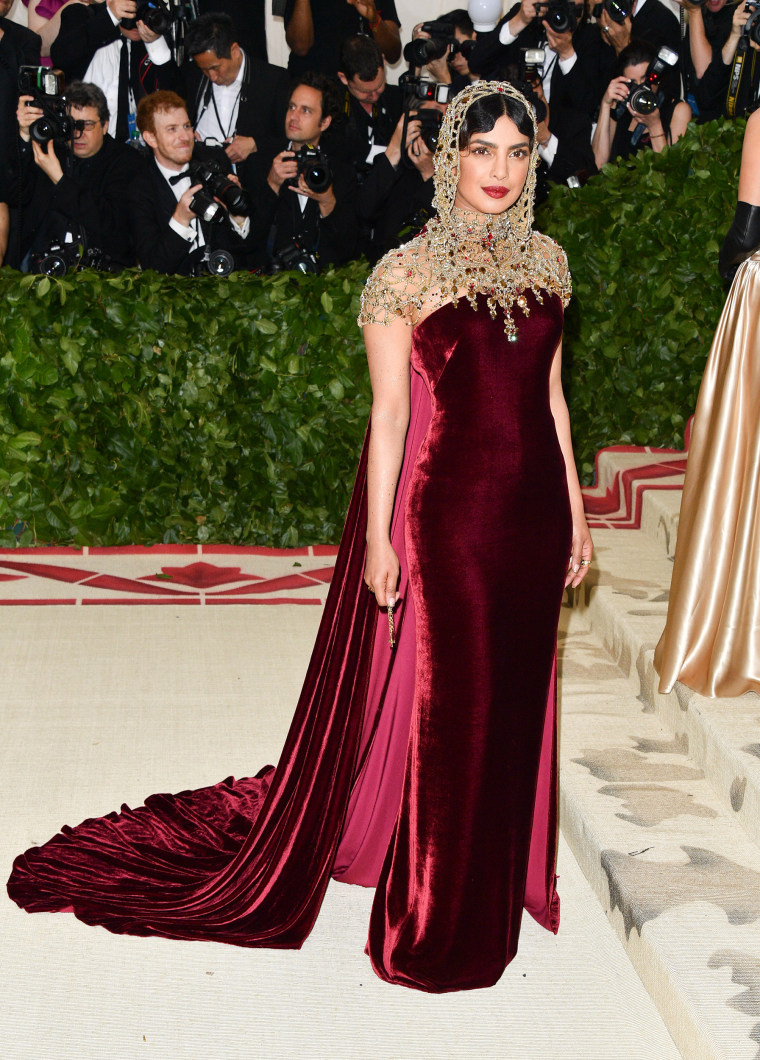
[469,137,530,150]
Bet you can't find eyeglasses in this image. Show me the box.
[73,119,102,136]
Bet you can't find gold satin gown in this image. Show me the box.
[654,250,760,697]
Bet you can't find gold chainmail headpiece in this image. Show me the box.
[358,80,571,339]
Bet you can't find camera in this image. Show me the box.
[294,145,332,194]
[592,0,633,24]
[533,1,577,34]
[270,238,319,275]
[30,235,118,276]
[612,45,678,120]
[410,108,444,153]
[520,47,546,82]
[189,247,235,276]
[450,38,476,61]
[18,66,73,146]
[399,73,452,105]
[187,158,251,224]
[403,21,457,66]
[121,0,170,35]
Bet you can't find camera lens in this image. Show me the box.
[629,85,658,115]
[206,249,234,276]
[37,253,69,277]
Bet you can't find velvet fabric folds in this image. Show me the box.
[654,252,760,697]
[8,293,571,992]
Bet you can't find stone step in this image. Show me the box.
[576,526,760,853]
[639,482,682,559]
[558,605,760,1060]
[583,445,686,545]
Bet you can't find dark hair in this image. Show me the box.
[292,71,341,123]
[440,8,475,36]
[616,39,655,76]
[338,34,384,81]
[185,13,237,60]
[65,81,109,125]
[458,90,535,150]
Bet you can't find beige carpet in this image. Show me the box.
[1,551,681,1060]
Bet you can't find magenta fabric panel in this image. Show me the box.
[28,0,68,20]
[332,367,432,886]
[524,655,560,933]
[366,294,570,991]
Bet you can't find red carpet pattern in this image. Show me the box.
[581,421,691,530]
[0,544,338,606]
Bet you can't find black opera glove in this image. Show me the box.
[718,200,760,283]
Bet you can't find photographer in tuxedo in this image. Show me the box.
[9,80,139,269]
[184,13,290,190]
[260,73,357,273]
[332,34,402,174]
[0,0,41,223]
[355,99,442,264]
[128,90,266,275]
[51,0,181,142]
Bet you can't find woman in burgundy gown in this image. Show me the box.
[7,82,593,992]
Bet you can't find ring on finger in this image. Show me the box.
[579,559,590,567]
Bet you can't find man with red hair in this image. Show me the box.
[128,90,266,275]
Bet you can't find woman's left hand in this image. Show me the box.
[565,511,593,588]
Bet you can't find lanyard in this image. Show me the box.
[198,54,247,141]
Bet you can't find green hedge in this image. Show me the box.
[0,118,746,546]
[538,116,746,480]
[0,266,372,547]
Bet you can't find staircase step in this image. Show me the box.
[639,483,682,559]
[559,606,760,1060]
[576,526,760,852]
[583,446,686,538]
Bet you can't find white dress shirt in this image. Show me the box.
[84,11,172,139]
[194,53,247,144]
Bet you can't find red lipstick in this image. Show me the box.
[482,186,508,198]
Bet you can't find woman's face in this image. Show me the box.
[623,61,649,86]
[454,113,532,216]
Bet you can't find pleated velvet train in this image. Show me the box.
[8,293,571,992]
[654,252,760,697]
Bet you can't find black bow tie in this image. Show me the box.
[168,170,191,185]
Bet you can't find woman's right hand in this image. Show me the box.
[365,539,400,608]
[603,76,631,108]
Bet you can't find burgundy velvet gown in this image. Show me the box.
[7,290,571,993]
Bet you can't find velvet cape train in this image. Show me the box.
[8,294,569,992]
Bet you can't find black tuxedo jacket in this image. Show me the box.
[469,11,612,117]
[51,0,181,93]
[355,152,434,264]
[9,134,140,268]
[127,144,267,275]
[184,55,291,189]
[543,105,597,184]
[0,19,41,201]
[631,0,681,56]
[325,85,403,173]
